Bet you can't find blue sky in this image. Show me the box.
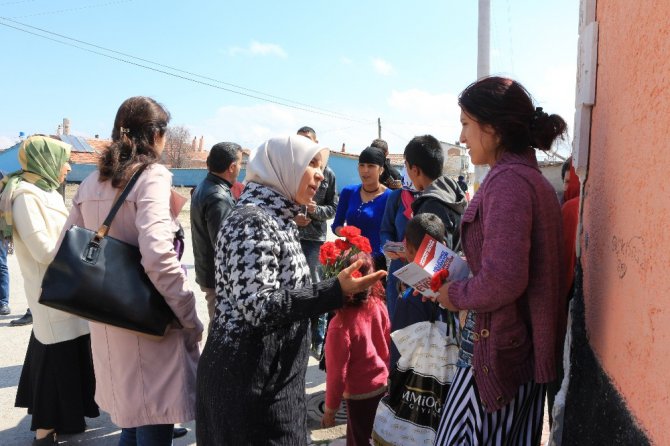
[0,0,579,155]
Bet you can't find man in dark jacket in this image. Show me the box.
[296,127,339,356]
[404,135,467,250]
[190,142,243,320]
[371,138,402,189]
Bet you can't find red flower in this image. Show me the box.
[430,269,450,292]
[351,270,362,279]
[319,242,341,265]
[340,226,362,239]
[334,238,350,251]
[349,235,372,254]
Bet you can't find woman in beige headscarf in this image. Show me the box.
[196,135,386,445]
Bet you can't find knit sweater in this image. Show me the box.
[447,148,565,413]
[325,297,390,410]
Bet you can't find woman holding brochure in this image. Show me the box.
[432,76,566,445]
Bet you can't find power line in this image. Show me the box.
[9,0,134,19]
[0,16,374,124]
[0,0,37,6]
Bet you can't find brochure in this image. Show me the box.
[392,235,470,298]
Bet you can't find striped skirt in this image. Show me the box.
[434,367,546,446]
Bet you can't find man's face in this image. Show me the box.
[299,131,318,144]
[232,151,243,180]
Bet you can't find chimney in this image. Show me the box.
[56,124,62,136]
[192,137,197,151]
[341,143,346,153]
[199,136,204,151]
[95,134,99,139]
[63,118,71,136]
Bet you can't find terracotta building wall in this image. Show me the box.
[581,1,670,442]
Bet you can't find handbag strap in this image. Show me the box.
[93,164,148,242]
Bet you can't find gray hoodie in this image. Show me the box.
[411,174,467,250]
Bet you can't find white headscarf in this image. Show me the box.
[244,135,330,202]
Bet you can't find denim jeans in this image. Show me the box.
[300,239,326,351]
[118,424,174,446]
[0,242,8,306]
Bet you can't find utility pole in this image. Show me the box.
[477,0,491,79]
[377,117,382,139]
[474,0,491,192]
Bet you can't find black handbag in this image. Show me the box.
[39,166,176,336]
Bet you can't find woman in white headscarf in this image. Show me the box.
[196,135,385,445]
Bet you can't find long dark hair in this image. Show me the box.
[99,96,170,187]
[458,76,567,154]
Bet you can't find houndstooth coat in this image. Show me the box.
[196,182,344,445]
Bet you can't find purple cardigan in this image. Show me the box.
[448,149,565,413]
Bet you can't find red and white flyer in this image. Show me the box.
[393,234,470,298]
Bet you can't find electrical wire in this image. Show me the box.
[9,0,134,19]
[0,16,374,124]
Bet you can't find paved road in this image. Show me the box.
[0,216,344,445]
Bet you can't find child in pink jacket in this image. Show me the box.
[321,253,390,445]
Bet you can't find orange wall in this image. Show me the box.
[582,1,670,442]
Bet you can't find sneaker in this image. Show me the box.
[0,304,9,315]
[10,309,32,326]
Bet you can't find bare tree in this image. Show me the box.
[163,125,194,168]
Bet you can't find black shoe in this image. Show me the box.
[0,304,9,315]
[10,309,32,326]
[33,432,57,445]
[173,427,188,439]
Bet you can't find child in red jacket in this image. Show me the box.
[321,253,390,446]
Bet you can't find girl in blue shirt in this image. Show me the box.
[332,147,391,268]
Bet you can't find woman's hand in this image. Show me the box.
[337,259,387,295]
[321,408,337,428]
[435,282,458,311]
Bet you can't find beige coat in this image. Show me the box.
[65,164,202,428]
[12,182,89,345]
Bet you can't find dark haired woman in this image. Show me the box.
[64,97,202,445]
[332,146,391,271]
[321,252,390,446]
[432,77,567,445]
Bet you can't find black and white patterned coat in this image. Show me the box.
[196,181,343,445]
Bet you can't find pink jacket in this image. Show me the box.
[65,164,202,428]
[325,297,390,410]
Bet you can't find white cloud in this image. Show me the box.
[0,135,17,150]
[229,40,287,58]
[185,89,464,158]
[340,56,353,65]
[372,58,393,76]
[385,89,462,144]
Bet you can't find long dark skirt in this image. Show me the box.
[197,322,311,446]
[15,332,99,433]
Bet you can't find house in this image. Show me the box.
[554,1,670,445]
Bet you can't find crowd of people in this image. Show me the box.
[0,75,576,446]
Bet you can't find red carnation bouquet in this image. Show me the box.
[319,226,372,279]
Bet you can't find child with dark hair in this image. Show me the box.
[390,213,451,369]
[321,253,390,446]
